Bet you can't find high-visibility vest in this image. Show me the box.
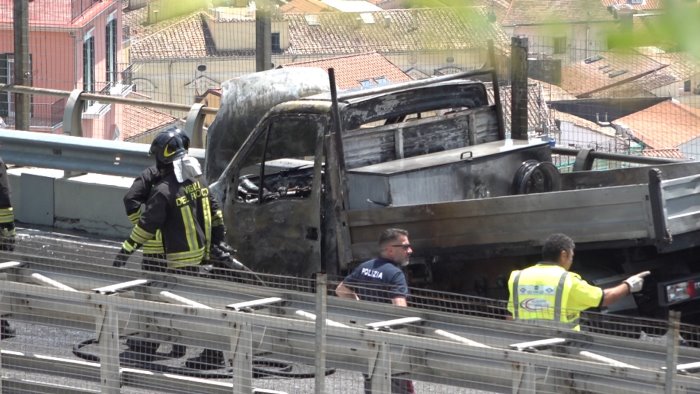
[509,264,579,329]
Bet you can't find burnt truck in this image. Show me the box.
[205,67,700,320]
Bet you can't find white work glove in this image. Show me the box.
[624,271,651,293]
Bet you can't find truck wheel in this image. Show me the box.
[512,160,561,194]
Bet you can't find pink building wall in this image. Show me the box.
[0,0,122,137]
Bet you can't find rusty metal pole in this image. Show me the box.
[255,0,272,72]
[510,36,529,140]
[13,0,31,130]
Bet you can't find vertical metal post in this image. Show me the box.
[665,310,681,394]
[487,40,505,141]
[231,320,253,393]
[13,0,31,130]
[314,273,327,394]
[255,0,272,72]
[370,341,391,393]
[97,303,121,393]
[510,36,529,140]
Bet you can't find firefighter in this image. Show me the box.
[507,233,651,331]
[121,129,189,358]
[112,130,229,370]
[0,156,16,340]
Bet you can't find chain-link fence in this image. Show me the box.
[3,229,700,393]
[1,0,699,160]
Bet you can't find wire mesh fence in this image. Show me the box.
[3,228,700,393]
[1,0,699,161]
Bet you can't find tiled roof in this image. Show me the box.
[281,52,412,90]
[590,49,699,98]
[553,110,623,152]
[612,99,700,149]
[600,0,665,11]
[502,0,614,26]
[130,12,212,61]
[640,148,685,159]
[561,50,666,97]
[285,7,510,55]
[488,79,559,133]
[280,0,330,13]
[121,92,179,140]
[126,6,508,60]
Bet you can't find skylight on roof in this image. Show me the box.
[359,79,375,89]
[305,14,320,26]
[609,69,629,78]
[360,13,375,24]
[375,76,389,86]
[584,55,604,64]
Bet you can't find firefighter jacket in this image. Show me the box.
[0,158,15,238]
[123,166,164,255]
[507,264,603,330]
[121,169,225,268]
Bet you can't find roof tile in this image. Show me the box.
[561,50,666,97]
[281,51,412,90]
[613,99,700,149]
[503,0,614,26]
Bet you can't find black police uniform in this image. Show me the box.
[342,257,414,394]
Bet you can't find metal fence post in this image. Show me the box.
[369,341,391,393]
[665,310,681,394]
[184,103,206,149]
[63,89,84,137]
[231,319,254,394]
[314,273,327,394]
[96,302,120,393]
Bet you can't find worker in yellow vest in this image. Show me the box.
[507,233,650,330]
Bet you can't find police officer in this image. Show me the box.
[121,129,190,358]
[0,156,16,340]
[507,233,650,330]
[113,130,228,369]
[335,228,415,394]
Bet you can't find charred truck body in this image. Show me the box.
[206,68,700,322]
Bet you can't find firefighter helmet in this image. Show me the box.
[175,128,190,150]
[149,130,187,164]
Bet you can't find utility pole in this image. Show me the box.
[255,0,272,72]
[510,36,529,140]
[13,0,31,130]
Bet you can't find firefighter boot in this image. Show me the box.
[169,344,187,358]
[1,319,16,340]
[185,349,225,370]
[125,337,158,362]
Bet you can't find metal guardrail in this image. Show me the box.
[3,240,700,393]
[0,129,204,178]
[0,84,217,145]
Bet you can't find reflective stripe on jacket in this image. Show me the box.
[508,264,591,330]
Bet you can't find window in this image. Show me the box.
[271,33,281,52]
[553,37,566,54]
[83,30,95,107]
[359,79,374,89]
[237,114,324,204]
[0,54,13,118]
[105,16,118,86]
[684,80,691,92]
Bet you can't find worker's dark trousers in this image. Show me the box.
[126,255,187,358]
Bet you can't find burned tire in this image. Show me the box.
[512,160,561,194]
